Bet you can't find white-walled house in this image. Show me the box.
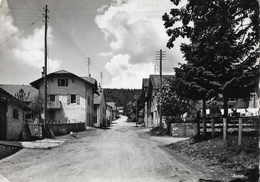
[0,88,30,140]
[143,75,175,128]
[94,86,107,128]
[30,70,99,127]
[106,104,113,125]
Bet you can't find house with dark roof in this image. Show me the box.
[30,70,99,127]
[0,88,30,140]
[94,85,107,127]
[0,84,39,104]
[141,78,149,127]
[106,104,113,125]
[107,102,118,119]
[143,75,175,127]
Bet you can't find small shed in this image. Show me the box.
[0,88,30,140]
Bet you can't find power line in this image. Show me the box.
[35,0,101,74]
[0,16,43,46]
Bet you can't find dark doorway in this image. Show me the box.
[0,101,7,140]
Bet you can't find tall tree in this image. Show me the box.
[163,0,259,120]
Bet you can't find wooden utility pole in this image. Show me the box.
[87,57,91,76]
[100,72,103,86]
[156,49,165,128]
[43,5,48,138]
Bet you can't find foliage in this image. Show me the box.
[163,0,259,117]
[28,94,44,121]
[206,99,222,117]
[156,84,195,121]
[15,89,30,102]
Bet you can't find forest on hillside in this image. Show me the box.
[103,88,142,107]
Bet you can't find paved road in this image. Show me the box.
[0,116,211,182]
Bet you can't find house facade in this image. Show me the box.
[0,84,39,122]
[141,78,149,127]
[106,104,113,125]
[0,88,30,140]
[94,87,107,127]
[30,70,98,127]
[143,75,175,128]
[107,102,118,119]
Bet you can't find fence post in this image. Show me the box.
[211,118,215,139]
[238,117,242,146]
[223,118,227,140]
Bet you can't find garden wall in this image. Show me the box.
[28,123,86,137]
[171,123,197,137]
[48,123,85,136]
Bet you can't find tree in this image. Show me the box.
[156,83,196,134]
[163,0,259,119]
[29,94,44,123]
[15,89,30,102]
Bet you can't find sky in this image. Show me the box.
[0,0,187,89]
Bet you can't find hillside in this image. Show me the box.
[103,88,142,107]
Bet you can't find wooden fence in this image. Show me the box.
[198,116,259,145]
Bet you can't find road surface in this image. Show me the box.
[0,116,213,182]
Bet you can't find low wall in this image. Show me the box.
[28,123,86,137]
[171,123,197,137]
[48,123,86,136]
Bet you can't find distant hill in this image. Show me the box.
[103,88,142,108]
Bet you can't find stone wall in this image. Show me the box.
[28,123,86,137]
[171,123,197,137]
[48,123,86,136]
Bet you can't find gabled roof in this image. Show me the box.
[0,84,38,102]
[94,88,104,105]
[142,78,149,89]
[30,70,99,94]
[0,88,30,110]
[144,75,175,101]
[149,75,175,90]
[107,102,117,110]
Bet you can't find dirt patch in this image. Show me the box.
[166,134,259,182]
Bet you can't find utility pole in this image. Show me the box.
[154,65,157,74]
[100,71,103,86]
[43,5,48,138]
[156,49,166,128]
[87,57,90,76]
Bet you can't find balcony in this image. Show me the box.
[47,101,61,109]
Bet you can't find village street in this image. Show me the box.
[0,116,214,182]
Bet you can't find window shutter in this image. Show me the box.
[67,95,71,105]
[76,95,80,105]
[55,95,59,106]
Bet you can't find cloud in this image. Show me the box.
[0,0,61,79]
[95,0,186,88]
[104,54,154,88]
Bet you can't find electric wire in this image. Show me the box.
[33,0,101,75]
[0,16,44,46]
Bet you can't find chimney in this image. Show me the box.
[98,83,102,92]
[42,67,45,77]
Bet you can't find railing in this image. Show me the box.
[47,101,61,109]
[198,116,259,145]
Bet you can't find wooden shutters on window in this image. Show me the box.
[67,94,80,105]
[76,95,80,105]
[67,95,71,105]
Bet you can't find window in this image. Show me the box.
[71,94,76,103]
[49,94,55,102]
[13,108,19,119]
[88,96,90,106]
[67,94,80,104]
[58,78,68,87]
